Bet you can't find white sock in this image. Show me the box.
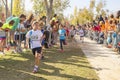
[35,65,38,68]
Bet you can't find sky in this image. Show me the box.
[9,0,120,16]
[63,0,120,16]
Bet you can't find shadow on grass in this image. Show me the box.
[0,43,98,80]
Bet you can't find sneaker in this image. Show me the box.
[12,41,17,46]
[16,47,23,53]
[32,67,38,73]
[8,42,13,46]
[12,50,17,54]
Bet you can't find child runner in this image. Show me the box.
[26,21,43,73]
[79,27,85,43]
[0,22,5,54]
[14,20,26,53]
[58,24,66,52]
[1,20,15,51]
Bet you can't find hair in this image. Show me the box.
[39,21,44,27]
[105,17,108,20]
[9,20,15,25]
[20,19,23,23]
[32,21,38,26]
[50,20,55,27]
[42,16,46,19]
[19,14,26,18]
[70,25,73,27]
[114,20,118,25]
[27,13,34,23]
[53,14,57,17]
[60,24,63,27]
[110,14,114,19]
[0,22,3,27]
[109,20,113,24]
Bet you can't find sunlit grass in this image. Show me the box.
[0,41,99,80]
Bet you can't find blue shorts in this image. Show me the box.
[42,40,45,46]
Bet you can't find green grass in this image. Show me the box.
[0,41,99,80]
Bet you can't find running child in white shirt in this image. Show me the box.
[26,21,43,73]
[79,27,85,43]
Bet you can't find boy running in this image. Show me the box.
[26,21,43,73]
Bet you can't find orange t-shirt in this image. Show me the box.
[100,24,105,32]
[107,24,116,32]
[105,21,109,32]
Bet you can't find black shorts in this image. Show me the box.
[71,35,74,38]
[15,34,26,41]
[32,47,42,55]
[80,36,84,37]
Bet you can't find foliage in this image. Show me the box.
[12,0,25,16]
[31,0,69,21]
[70,0,107,25]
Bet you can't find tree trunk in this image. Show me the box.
[11,0,13,16]
[5,0,8,18]
[44,0,53,24]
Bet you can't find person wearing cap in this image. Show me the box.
[26,21,44,73]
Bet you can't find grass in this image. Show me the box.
[0,40,99,80]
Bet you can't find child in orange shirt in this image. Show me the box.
[106,20,116,48]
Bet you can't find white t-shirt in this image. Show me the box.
[0,30,6,37]
[15,23,26,35]
[70,30,76,35]
[26,30,43,49]
[79,29,84,37]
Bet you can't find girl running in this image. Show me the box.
[58,24,66,52]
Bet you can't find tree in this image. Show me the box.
[53,0,70,13]
[70,0,107,25]
[44,0,53,23]
[32,0,70,23]
[12,0,24,16]
[96,0,106,15]
[0,0,2,12]
[32,0,46,16]
[89,0,95,10]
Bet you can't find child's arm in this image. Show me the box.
[25,38,29,48]
[25,31,30,48]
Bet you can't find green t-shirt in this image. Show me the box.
[6,17,20,30]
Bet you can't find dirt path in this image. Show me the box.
[75,36,120,80]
